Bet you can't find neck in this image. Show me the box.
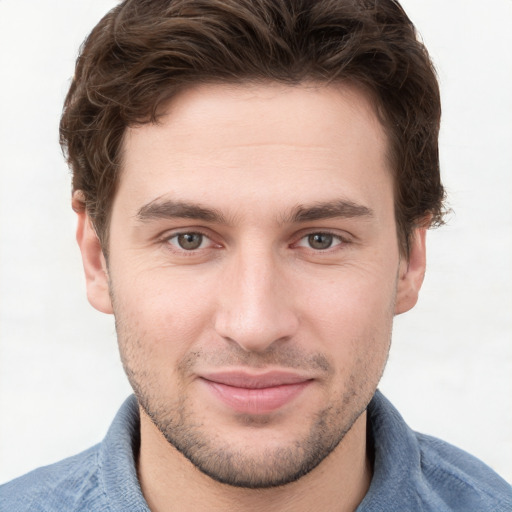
[137,409,372,512]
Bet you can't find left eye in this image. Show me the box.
[297,233,343,250]
[168,232,209,251]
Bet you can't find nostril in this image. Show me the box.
[214,308,299,354]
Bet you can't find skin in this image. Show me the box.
[75,82,427,512]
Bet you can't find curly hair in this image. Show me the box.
[60,0,445,256]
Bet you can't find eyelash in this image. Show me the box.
[165,230,218,253]
[162,230,349,254]
[293,231,347,251]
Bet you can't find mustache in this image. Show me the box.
[178,345,333,374]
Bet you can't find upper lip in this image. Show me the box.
[200,371,312,389]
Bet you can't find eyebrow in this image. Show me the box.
[136,199,228,223]
[285,200,374,223]
[135,198,373,224]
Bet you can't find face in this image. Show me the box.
[77,82,426,488]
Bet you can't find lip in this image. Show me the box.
[199,371,313,414]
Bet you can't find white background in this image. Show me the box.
[0,0,511,485]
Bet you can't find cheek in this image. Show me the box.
[110,269,216,373]
[297,264,396,370]
[300,262,398,330]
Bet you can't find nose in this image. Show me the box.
[214,246,299,353]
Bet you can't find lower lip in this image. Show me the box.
[202,379,311,414]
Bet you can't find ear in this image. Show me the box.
[73,191,113,314]
[394,227,427,315]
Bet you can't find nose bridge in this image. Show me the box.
[214,242,298,352]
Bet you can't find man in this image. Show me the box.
[1,0,510,510]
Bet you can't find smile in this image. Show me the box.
[199,371,313,414]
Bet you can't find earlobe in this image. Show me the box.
[73,191,113,314]
[394,227,428,315]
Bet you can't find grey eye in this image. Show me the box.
[176,233,204,250]
[308,233,334,250]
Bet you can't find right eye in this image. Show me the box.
[167,232,210,251]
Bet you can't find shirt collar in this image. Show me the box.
[99,395,149,511]
[357,390,423,510]
[97,391,423,511]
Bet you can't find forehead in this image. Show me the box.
[117,82,392,221]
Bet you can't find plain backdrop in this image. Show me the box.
[0,0,511,485]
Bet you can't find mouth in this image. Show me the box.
[199,371,313,414]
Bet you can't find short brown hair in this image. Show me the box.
[60,0,445,256]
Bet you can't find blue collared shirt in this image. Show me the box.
[1,391,511,511]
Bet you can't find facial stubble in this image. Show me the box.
[116,330,389,488]
[109,264,396,489]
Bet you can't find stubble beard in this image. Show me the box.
[118,336,386,489]
[110,278,394,489]
[134,377,365,488]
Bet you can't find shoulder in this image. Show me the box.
[415,432,512,511]
[364,391,512,511]
[0,444,108,512]
[0,396,145,512]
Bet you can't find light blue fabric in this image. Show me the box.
[2,391,511,511]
